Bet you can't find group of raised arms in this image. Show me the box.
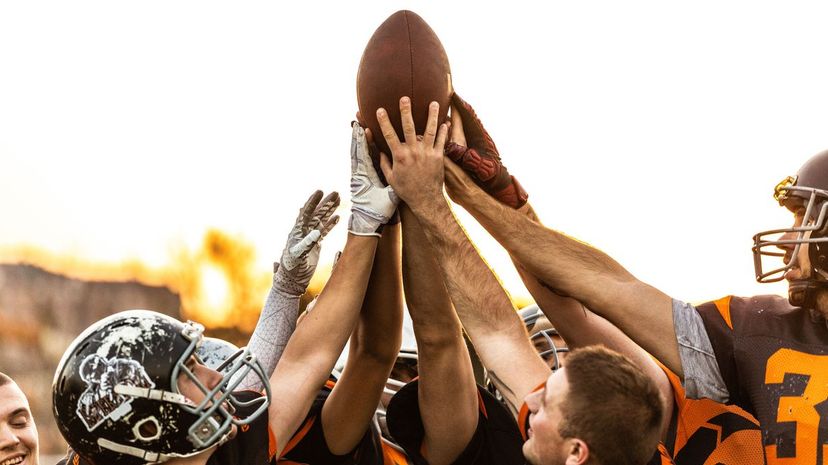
[3,92,828,465]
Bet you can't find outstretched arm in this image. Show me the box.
[322,220,404,455]
[267,123,399,458]
[441,97,679,376]
[512,248,673,436]
[399,202,479,465]
[239,190,339,391]
[267,234,377,457]
[445,99,675,435]
[444,159,681,376]
[377,98,549,416]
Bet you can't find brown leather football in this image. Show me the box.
[356,10,452,158]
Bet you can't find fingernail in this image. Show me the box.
[377,108,385,117]
[430,101,438,109]
[401,97,410,105]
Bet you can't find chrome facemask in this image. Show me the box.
[530,328,570,371]
[752,176,828,284]
[170,321,271,450]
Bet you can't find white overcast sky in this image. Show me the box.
[2,1,827,304]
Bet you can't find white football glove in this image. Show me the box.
[349,122,399,236]
[274,190,340,296]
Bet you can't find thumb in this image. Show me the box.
[284,230,322,270]
[290,230,322,256]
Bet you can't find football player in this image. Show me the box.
[230,182,409,465]
[51,122,401,465]
[0,373,39,465]
[376,97,664,465]
[445,92,804,464]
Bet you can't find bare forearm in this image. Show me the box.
[276,234,378,377]
[400,205,457,335]
[400,204,480,465]
[323,226,403,453]
[268,234,378,457]
[350,223,403,363]
[409,198,518,335]
[504,200,681,375]
[408,197,548,414]
[461,188,635,308]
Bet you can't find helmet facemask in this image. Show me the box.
[165,322,271,452]
[529,327,570,372]
[753,176,828,309]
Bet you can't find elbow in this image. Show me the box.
[348,334,402,368]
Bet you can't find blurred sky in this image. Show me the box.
[2,1,828,307]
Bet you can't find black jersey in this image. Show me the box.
[695,295,828,464]
[386,380,524,465]
[280,378,413,465]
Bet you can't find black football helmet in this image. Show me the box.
[753,149,828,308]
[52,310,271,464]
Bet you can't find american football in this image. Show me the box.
[356,10,452,158]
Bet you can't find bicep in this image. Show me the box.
[266,357,328,458]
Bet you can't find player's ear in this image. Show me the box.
[565,438,589,465]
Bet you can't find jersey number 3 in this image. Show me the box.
[764,349,828,465]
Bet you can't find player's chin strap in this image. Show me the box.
[789,277,828,322]
[97,438,174,463]
[97,435,233,464]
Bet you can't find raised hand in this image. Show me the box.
[349,122,400,236]
[444,93,528,209]
[377,97,449,211]
[274,190,340,296]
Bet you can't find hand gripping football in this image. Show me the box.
[356,10,453,158]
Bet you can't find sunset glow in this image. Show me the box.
[2,0,825,328]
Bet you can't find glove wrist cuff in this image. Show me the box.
[272,269,308,296]
[494,176,529,209]
[348,212,384,236]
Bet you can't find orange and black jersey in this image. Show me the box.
[387,380,525,465]
[280,378,414,465]
[656,361,763,465]
[695,295,828,464]
[209,391,279,464]
[54,451,86,465]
